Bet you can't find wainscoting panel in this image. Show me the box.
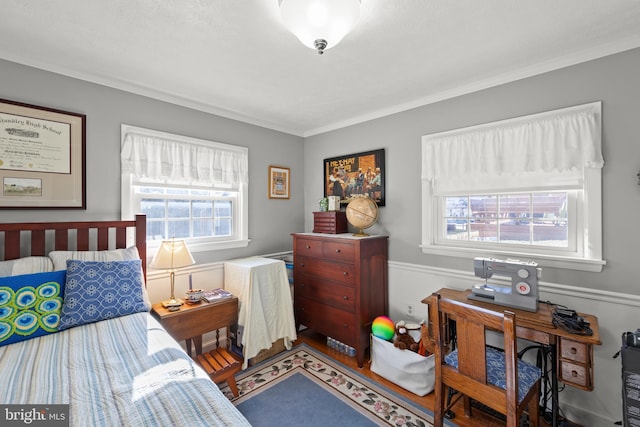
[147,257,630,425]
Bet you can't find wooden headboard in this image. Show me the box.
[0,214,147,277]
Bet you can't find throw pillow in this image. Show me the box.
[48,246,151,308]
[58,259,150,330]
[0,270,66,346]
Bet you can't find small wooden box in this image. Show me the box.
[313,211,347,234]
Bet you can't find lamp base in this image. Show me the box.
[161,298,184,308]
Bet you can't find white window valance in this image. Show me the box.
[421,102,603,194]
[121,125,248,188]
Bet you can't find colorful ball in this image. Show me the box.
[371,315,395,340]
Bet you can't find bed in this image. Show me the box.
[0,215,250,427]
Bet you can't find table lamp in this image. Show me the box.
[150,239,195,308]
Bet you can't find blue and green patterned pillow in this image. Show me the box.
[58,259,150,330]
[0,270,66,346]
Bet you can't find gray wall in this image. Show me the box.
[304,47,640,296]
[2,47,639,294]
[0,59,305,265]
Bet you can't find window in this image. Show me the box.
[421,102,604,272]
[121,125,249,252]
[443,192,571,248]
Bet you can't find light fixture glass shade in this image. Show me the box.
[280,0,360,54]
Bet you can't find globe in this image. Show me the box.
[345,197,378,236]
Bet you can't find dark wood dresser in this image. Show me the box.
[292,232,388,367]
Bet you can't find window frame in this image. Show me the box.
[420,104,604,273]
[121,125,249,253]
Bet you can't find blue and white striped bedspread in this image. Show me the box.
[0,312,250,427]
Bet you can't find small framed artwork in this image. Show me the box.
[268,165,290,199]
[324,148,385,206]
[0,98,86,209]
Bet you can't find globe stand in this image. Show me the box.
[353,228,370,237]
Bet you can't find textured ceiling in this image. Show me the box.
[1,1,639,136]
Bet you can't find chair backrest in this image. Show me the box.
[430,292,519,417]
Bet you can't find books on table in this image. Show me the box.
[202,288,233,302]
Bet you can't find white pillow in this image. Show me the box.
[0,256,54,277]
[48,246,141,271]
[48,246,151,307]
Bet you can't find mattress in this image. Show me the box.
[0,312,250,427]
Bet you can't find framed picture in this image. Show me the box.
[324,148,385,206]
[0,98,86,209]
[268,165,290,199]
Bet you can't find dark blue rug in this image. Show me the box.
[219,343,456,427]
[236,371,378,426]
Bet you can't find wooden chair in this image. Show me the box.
[429,293,541,427]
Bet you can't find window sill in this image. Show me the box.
[147,238,250,254]
[419,243,605,272]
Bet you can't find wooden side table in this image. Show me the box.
[151,297,238,357]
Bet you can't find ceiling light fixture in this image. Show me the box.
[279,0,360,55]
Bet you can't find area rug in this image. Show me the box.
[218,343,456,427]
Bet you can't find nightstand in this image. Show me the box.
[151,297,239,357]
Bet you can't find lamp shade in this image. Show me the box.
[150,240,195,270]
[280,0,360,54]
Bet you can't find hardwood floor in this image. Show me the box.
[293,329,549,427]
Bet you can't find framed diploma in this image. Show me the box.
[0,99,86,209]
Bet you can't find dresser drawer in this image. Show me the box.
[295,256,355,286]
[323,241,355,262]
[295,238,324,258]
[295,275,355,312]
[559,360,592,389]
[559,338,590,364]
[296,297,356,345]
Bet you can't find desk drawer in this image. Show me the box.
[559,360,591,389]
[558,337,593,390]
[559,338,590,364]
[295,275,355,312]
[295,256,355,286]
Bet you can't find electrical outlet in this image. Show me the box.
[406,304,413,316]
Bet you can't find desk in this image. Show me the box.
[422,288,601,427]
[224,257,297,369]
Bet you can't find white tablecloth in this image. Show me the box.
[224,257,297,368]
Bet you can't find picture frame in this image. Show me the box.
[0,98,86,209]
[268,165,290,199]
[324,148,385,207]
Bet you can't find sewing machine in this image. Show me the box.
[468,257,541,312]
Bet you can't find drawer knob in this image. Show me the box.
[343,296,348,300]
[570,347,577,355]
[300,283,305,287]
[306,245,311,249]
[335,249,341,253]
[343,323,348,328]
[571,370,578,377]
[343,272,348,276]
[299,263,304,267]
